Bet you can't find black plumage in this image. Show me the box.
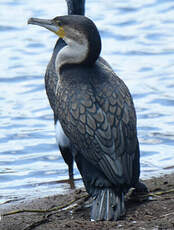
[28,14,147,221]
[45,0,86,180]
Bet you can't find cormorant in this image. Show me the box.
[28,15,147,221]
[45,0,86,180]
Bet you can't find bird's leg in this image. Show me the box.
[59,145,75,188]
[68,162,75,189]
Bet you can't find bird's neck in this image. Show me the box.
[66,0,85,15]
[55,37,88,78]
[52,1,85,59]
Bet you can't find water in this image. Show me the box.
[0,0,174,205]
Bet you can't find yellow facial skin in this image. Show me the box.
[56,26,65,38]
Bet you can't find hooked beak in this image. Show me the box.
[28,17,65,38]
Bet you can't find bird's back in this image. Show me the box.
[56,60,140,189]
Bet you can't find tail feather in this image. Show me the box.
[91,188,125,221]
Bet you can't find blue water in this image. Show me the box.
[0,0,174,205]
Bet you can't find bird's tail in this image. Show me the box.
[91,188,125,221]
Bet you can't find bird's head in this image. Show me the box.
[28,15,101,66]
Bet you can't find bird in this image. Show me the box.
[45,0,86,180]
[28,15,147,221]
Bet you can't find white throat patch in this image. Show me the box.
[55,30,88,73]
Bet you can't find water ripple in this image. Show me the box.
[0,0,174,204]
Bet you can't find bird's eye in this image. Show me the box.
[57,21,62,27]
